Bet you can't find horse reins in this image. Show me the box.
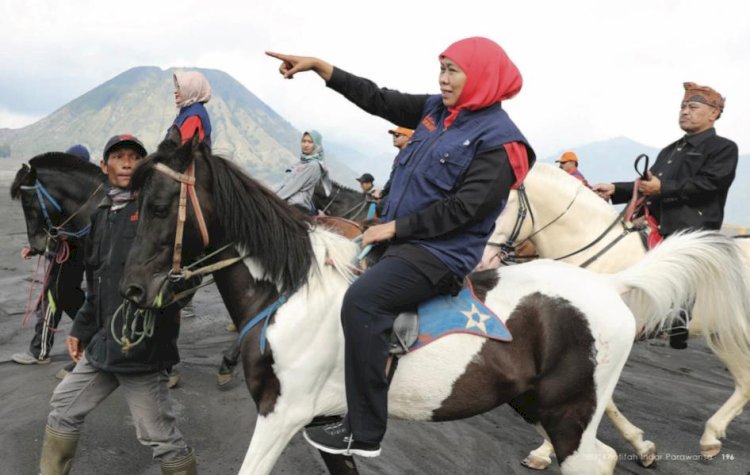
[495,157,651,268]
[153,162,210,276]
[319,186,342,214]
[490,183,585,264]
[554,155,652,266]
[318,184,377,221]
[152,162,250,288]
[338,199,370,220]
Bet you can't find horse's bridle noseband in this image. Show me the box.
[153,162,210,277]
[19,179,103,240]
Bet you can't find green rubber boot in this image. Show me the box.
[160,448,198,475]
[39,425,79,475]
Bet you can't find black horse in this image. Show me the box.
[11,153,105,255]
[10,154,104,369]
[313,179,375,222]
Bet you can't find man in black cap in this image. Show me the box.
[356,173,376,194]
[39,135,197,475]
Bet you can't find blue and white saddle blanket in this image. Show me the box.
[390,286,512,354]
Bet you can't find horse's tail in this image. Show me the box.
[609,230,750,366]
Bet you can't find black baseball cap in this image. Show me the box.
[103,134,148,161]
[356,173,375,183]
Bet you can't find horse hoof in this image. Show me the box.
[701,442,722,459]
[167,371,180,389]
[217,372,234,387]
[521,454,551,470]
[637,441,657,468]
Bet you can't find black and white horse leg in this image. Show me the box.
[604,398,656,467]
[522,431,555,470]
[508,392,555,470]
[538,397,617,475]
[217,339,241,386]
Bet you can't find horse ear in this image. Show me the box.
[28,165,37,182]
[166,125,182,147]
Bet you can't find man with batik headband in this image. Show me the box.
[593,82,738,349]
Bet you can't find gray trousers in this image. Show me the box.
[47,355,189,461]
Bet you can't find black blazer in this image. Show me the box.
[613,128,738,236]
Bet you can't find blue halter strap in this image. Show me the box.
[21,180,92,239]
[32,181,62,229]
[366,201,377,220]
[237,289,297,353]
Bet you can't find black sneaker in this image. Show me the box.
[303,422,381,457]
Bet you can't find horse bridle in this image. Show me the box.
[153,162,210,277]
[152,161,250,291]
[489,183,583,263]
[319,183,378,220]
[19,179,104,240]
[493,183,643,268]
[318,186,341,214]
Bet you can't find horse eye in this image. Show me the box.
[150,204,170,218]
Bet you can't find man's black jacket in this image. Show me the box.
[613,128,738,236]
[70,198,180,373]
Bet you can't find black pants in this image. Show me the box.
[342,256,439,444]
[29,250,85,359]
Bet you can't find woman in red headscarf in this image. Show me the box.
[267,37,535,457]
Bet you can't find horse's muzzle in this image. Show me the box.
[122,284,147,307]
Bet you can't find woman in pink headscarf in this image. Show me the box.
[168,71,213,323]
[267,37,535,457]
[170,70,213,146]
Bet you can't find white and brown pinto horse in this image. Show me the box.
[121,135,748,475]
[486,163,750,469]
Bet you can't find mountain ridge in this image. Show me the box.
[0,66,360,184]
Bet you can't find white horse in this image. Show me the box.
[121,139,750,474]
[486,163,750,469]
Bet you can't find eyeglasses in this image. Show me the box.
[392,133,404,138]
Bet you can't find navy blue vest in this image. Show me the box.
[173,103,212,147]
[383,95,531,277]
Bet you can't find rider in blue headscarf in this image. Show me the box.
[275,130,330,214]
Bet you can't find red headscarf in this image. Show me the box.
[439,37,522,128]
[440,37,528,187]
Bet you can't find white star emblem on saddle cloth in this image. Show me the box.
[462,304,491,334]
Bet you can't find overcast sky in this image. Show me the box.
[1,0,748,160]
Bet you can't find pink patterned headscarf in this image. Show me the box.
[174,71,212,108]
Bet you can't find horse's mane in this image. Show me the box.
[330,179,362,194]
[132,142,314,293]
[529,163,617,217]
[10,152,102,200]
[314,178,362,196]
